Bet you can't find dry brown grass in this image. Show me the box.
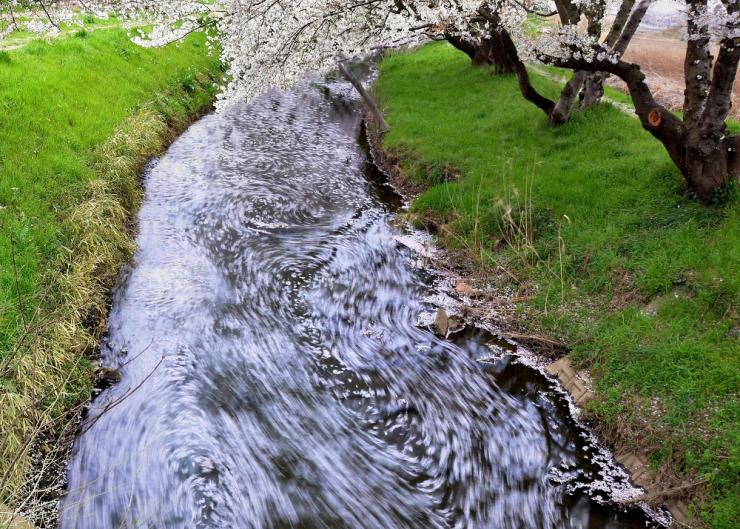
[609,34,740,121]
[0,100,217,528]
[0,108,161,502]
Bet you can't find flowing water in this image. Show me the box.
[60,76,663,529]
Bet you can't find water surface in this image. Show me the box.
[61,77,661,529]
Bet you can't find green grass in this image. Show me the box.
[0,28,221,498]
[376,42,738,528]
[0,28,218,355]
[0,12,128,50]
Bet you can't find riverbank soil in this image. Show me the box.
[0,29,221,525]
[374,43,738,529]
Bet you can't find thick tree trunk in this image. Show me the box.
[685,123,740,201]
[682,0,740,199]
[472,37,494,66]
[581,73,605,108]
[489,31,516,74]
[685,133,733,201]
[445,34,478,63]
[549,71,587,125]
[446,33,515,73]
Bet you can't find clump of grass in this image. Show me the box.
[376,42,739,528]
[181,73,198,93]
[0,28,221,513]
[492,171,539,267]
[0,111,159,504]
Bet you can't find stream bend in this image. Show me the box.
[61,78,659,529]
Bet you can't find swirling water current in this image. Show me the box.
[60,77,661,529]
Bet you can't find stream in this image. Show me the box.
[60,76,664,529]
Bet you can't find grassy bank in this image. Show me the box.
[375,43,738,528]
[0,28,220,508]
[0,13,130,51]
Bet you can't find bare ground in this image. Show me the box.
[610,33,740,121]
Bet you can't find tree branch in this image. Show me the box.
[603,0,637,49]
[683,0,713,129]
[613,0,652,56]
[502,28,556,116]
[510,0,558,18]
[34,0,60,30]
[444,32,478,61]
[701,0,740,128]
[338,60,390,133]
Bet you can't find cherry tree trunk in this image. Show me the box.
[446,34,515,74]
[685,132,736,201]
[445,34,478,63]
[549,71,587,126]
[581,73,605,108]
[472,37,494,66]
[489,32,517,74]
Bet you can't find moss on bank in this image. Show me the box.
[0,29,221,508]
[375,43,738,528]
